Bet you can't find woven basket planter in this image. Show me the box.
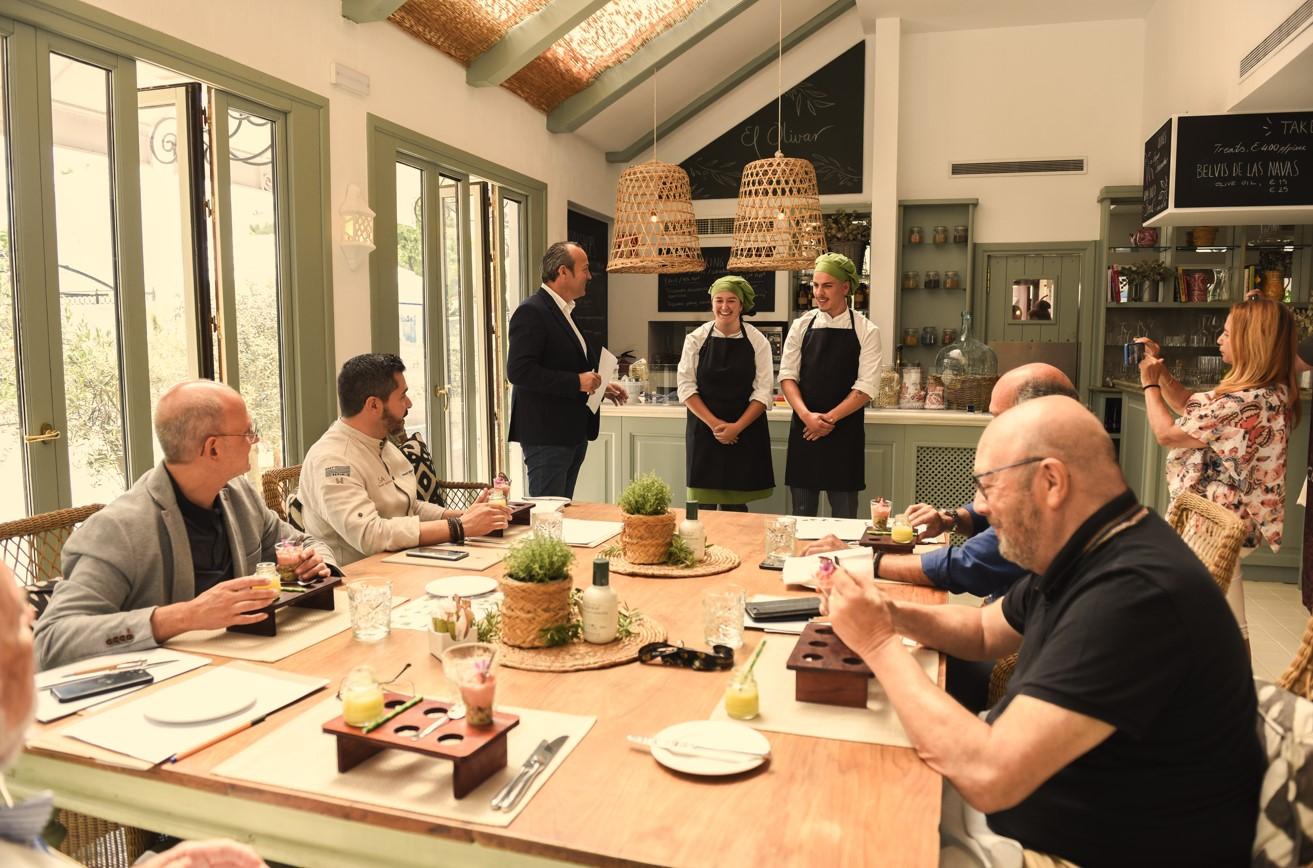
[621,511,675,565]
[498,576,572,649]
[943,373,997,412]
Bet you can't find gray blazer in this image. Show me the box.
[34,462,340,670]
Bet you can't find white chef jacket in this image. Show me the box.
[777,307,882,399]
[676,321,775,408]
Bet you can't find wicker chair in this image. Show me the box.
[0,504,153,867]
[261,464,302,522]
[987,491,1247,706]
[437,480,491,510]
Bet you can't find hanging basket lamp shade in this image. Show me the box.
[607,160,704,274]
[727,151,826,271]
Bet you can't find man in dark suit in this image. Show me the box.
[508,241,625,497]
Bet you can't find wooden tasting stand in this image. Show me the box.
[226,575,343,637]
[786,623,874,708]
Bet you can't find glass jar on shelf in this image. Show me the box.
[902,271,919,290]
[945,270,961,289]
[902,327,920,347]
[932,226,948,245]
[941,326,958,345]
[933,312,998,411]
[875,365,901,409]
[925,375,946,410]
[907,226,923,245]
[898,364,926,409]
[953,225,968,244]
[924,270,941,289]
[920,326,938,346]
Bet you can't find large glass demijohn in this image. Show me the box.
[933,312,998,411]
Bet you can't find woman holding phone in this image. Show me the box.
[1138,296,1297,646]
[676,275,775,511]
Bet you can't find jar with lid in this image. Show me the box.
[953,225,968,244]
[941,326,958,345]
[901,271,919,290]
[925,375,946,410]
[902,327,919,347]
[945,270,961,289]
[898,364,926,409]
[933,312,999,411]
[907,226,923,245]
[932,225,948,245]
[920,326,938,346]
[875,365,901,408]
[924,270,941,289]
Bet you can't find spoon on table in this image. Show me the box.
[410,702,466,740]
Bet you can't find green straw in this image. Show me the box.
[361,695,422,734]
[740,639,767,683]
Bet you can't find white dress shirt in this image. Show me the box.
[542,284,588,357]
[676,321,775,408]
[777,307,882,399]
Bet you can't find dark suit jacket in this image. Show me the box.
[507,287,600,446]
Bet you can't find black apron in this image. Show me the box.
[685,331,775,492]
[784,311,865,491]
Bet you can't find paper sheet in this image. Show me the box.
[561,518,622,548]
[61,662,327,765]
[793,517,870,541]
[213,696,595,828]
[587,347,618,414]
[383,546,507,571]
[35,649,212,723]
[782,547,872,588]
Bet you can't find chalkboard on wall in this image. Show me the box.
[680,43,864,200]
[657,247,775,313]
[567,209,608,349]
[1142,119,1172,223]
[1172,112,1313,209]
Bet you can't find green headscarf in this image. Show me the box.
[709,275,755,312]
[813,252,859,292]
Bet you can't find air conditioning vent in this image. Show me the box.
[1241,0,1313,79]
[951,158,1086,177]
[695,217,734,236]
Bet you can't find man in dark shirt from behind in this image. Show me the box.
[823,397,1262,866]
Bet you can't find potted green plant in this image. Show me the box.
[823,209,870,268]
[618,472,675,565]
[497,533,574,648]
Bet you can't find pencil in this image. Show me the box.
[171,716,265,763]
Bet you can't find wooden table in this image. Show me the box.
[10,505,945,867]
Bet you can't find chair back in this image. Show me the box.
[0,504,104,588]
[261,464,302,522]
[1164,490,1246,596]
[438,480,491,510]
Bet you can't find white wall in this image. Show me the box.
[82,0,620,366]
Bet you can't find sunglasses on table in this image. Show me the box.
[638,642,735,671]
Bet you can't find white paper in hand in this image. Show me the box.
[782,547,872,588]
[588,347,618,414]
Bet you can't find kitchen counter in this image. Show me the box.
[602,403,993,427]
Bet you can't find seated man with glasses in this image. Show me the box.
[35,380,340,670]
[820,396,1261,866]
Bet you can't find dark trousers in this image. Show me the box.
[702,503,749,512]
[789,487,858,518]
[523,442,589,498]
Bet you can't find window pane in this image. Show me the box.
[0,41,28,520]
[50,54,127,504]
[227,108,284,482]
[438,176,464,478]
[396,163,428,444]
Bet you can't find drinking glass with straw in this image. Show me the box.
[725,639,766,720]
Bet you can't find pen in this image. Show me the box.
[170,715,266,763]
[63,658,179,679]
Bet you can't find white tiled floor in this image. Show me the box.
[1247,580,1308,682]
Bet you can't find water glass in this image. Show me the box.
[703,584,745,649]
[530,509,563,540]
[347,578,392,642]
[763,517,797,566]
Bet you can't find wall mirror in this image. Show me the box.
[1010,278,1056,321]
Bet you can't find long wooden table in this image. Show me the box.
[10,505,945,867]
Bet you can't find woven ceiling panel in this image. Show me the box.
[390,0,550,65]
[503,0,705,112]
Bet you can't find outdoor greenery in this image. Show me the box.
[618,471,671,516]
[502,532,574,583]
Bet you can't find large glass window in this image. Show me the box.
[396,162,428,443]
[0,39,27,520]
[438,175,466,479]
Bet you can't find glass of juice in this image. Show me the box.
[890,514,916,544]
[724,671,759,720]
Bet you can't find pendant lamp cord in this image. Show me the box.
[653,77,658,162]
[776,0,783,156]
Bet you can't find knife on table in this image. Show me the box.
[490,735,568,811]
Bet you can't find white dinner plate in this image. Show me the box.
[425,574,499,598]
[648,720,771,776]
[142,688,256,726]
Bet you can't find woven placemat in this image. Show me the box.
[498,613,666,672]
[608,543,741,578]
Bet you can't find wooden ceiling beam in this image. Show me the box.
[341,0,406,24]
[467,0,612,87]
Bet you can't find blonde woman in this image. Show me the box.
[1138,296,1298,644]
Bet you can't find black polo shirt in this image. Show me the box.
[166,468,234,596]
[986,490,1262,867]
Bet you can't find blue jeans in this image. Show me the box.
[523,442,589,498]
[789,487,858,518]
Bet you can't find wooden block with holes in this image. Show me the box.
[321,693,519,799]
[785,623,874,708]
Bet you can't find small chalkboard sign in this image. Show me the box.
[1172,112,1313,209]
[1142,119,1172,223]
[681,43,864,200]
[657,247,776,313]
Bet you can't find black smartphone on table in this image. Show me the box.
[409,547,469,561]
[745,597,823,622]
[51,668,154,702]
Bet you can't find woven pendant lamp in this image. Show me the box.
[727,0,826,272]
[607,159,704,274]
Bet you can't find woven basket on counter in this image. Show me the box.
[621,511,675,565]
[497,576,572,649]
[942,373,997,411]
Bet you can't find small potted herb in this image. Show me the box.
[618,472,675,565]
[497,533,574,648]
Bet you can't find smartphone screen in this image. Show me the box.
[51,668,154,702]
[410,547,469,561]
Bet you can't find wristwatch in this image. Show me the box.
[939,510,957,533]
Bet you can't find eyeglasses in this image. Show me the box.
[971,456,1047,503]
[638,641,735,671]
[207,425,260,445]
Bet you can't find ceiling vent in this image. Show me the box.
[1241,0,1313,79]
[695,217,735,236]
[951,158,1086,178]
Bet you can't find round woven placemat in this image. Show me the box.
[498,613,666,672]
[608,543,741,578]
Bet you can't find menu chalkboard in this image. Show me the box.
[680,43,864,200]
[1142,119,1172,223]
[657,246,775,313]
[1172,112,1313,209]
[568,209,609,348]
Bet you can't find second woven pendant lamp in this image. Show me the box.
[727,0,825,272]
